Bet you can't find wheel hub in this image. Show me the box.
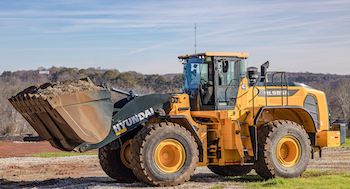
[154,139,185,173]
[120,139,132,169]
[276,136,301,167]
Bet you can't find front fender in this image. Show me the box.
[75,93,171,152]
[158,115,204,162]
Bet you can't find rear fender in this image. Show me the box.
[253,106,317,145]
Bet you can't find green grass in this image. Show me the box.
[339,138,350,147]
[227,174,264,183]
[245,174,350,189]
[209,185,225,189]
[226,171,350,189]
[26,152,98,158]
[300,170,333,178]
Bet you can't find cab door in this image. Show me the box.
[215,58,238,110]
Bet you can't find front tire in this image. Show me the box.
[130,122,199,187]
[254,120,310,179]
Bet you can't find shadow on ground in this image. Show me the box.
[190,172,264,183]
[0,172,263,188]
[0,177,147,189]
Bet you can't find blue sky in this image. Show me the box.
[0,0,349,75]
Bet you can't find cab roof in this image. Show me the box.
[178,52,249,59]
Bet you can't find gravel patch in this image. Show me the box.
[0,156,243,189]
[1,147,350,189]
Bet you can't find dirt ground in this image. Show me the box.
[0,141,349,189]
[0,141,98,158]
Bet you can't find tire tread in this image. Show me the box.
[98,146,137,182]
[254,120,310,179]
[130,122,198,186]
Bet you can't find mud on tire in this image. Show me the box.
[254,120,311,179]
[129,122,199,187]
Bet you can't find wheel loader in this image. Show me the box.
[8,52,341,186]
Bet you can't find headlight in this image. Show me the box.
[171,97,178,103]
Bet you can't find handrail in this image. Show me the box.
[269,71,289,106]
[252,72,289,118]
[232,120,241,134]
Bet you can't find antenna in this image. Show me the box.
[194,23,197,54]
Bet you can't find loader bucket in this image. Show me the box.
[8,78,113,151]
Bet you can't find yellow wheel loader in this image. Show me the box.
[9,52,340,186]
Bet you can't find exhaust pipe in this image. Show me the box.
[260,61,269,82]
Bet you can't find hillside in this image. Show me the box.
[0,67,349,136]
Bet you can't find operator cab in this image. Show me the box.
[179,52,248,111]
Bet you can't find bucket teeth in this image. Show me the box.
[15,96,22,102]
[8,80,113,152]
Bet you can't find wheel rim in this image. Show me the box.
[120,139,132,169]
[276,136,301,167]
[154,139,186,173]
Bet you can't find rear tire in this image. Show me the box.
[130,122,199,187]
[208,165,253,176]
[254,120,310,179]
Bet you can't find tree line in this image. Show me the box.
[0,67,349,137]
[0,67,182,136]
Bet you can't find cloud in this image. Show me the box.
[0,0,350,74]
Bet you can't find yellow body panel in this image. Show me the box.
[252,86,329,131]
[317,131,340,147]
[191,110,247,166]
